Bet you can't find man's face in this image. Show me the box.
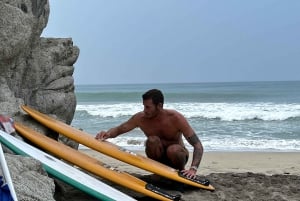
[143,99,160,119]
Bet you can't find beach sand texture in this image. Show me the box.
[66,150,300,201]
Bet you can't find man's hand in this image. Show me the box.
[181,168,197,179]
[95,131,110,141]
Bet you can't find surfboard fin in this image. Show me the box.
[145,183,181,201]
[178,172,210,186]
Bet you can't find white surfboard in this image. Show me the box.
[0,143,18,201]
[0,130,136,201]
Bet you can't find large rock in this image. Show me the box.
[0,0,79,123]
[0,0,79,142]
[0,0,81,200]
[0,0,48,62]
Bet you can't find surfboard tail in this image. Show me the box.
[178,171,210,186]
[146,184,181,201]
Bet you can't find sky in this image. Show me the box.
[42,0,300,85]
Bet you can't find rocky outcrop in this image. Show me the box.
[0,0,80,200]
[0,0,79,123]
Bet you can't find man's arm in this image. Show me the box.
[182,132,203,179]
[186,133,203,170]
[176,112,203,177]
[96,114,138,140]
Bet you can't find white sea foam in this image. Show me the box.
[201,138,300,152]
[76,102,300,121]
[79,135,300,152]
[77,104,143,117]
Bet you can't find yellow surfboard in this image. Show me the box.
[14,122,181,201]
[21,105,215,191]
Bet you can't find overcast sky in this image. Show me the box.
[42,0,300,85]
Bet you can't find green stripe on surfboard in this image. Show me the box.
[0,131,123,201]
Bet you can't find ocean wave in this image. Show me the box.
[78,136,300,152]
[76,102,300,121]
[202,138,300,152]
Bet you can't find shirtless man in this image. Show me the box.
[95,89,203,178]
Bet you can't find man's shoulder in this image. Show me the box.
[165,109,182,116]
[132,112,144,119]
[131,112,147,126]
[164,109,187,122]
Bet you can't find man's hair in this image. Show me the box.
[142,89,164,105]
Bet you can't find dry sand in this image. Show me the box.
[67,150,300,201]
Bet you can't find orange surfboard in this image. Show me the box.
[15,122,181,201]
[21,105,215,191]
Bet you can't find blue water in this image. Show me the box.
[72,81,300,152]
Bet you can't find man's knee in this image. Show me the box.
[166,145,189,170]
[145,136,161,147]
[145,136,163,159]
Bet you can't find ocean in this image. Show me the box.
[72,81,300,152]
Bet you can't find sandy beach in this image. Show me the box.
[73,150,300,201]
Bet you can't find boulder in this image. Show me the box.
[0,0,79,124]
